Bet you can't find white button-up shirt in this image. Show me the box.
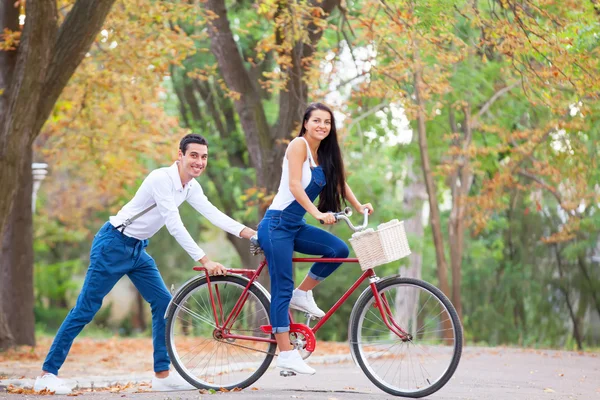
[109,162,245,261]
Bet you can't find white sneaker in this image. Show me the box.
[290,289,325,317]
[151,371,196,392]
[276,350,316,375]
[33,374,72,395]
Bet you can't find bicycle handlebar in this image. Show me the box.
[319,207,369,232]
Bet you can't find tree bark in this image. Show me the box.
[204,0,272,189]
[204,0,339,194]
[0,0,117,349]
[577,256,600,318]
[554,245,583,350]
[0,0,56,240]
[412,46,454,343]
[447,106,474,320]
[0,0,21,351]
[413,66,451,300]
[1,146,35,346]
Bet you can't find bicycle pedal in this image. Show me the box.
[304,313,321,321]
[280,370,296,377]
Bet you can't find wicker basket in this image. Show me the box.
[349,219,411,271]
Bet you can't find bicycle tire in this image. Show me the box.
[348,276,462,398]
[165,274,275,390]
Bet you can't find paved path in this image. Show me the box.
[1,347,598,399]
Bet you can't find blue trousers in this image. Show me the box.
[42,222,172,375]
[258,212,349,333]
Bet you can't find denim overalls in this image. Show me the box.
[257,165,349,333]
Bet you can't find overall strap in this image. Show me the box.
[299,136,318,168]
[115,203,157,233]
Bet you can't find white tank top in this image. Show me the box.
[269,137,318,211]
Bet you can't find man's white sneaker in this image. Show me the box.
[276,350,316,375]
[33,374,72,395]
[151,371,196,392]
[289,289,325,317]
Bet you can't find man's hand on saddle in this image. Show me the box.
[199,256,228,275]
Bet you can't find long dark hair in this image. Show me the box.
[298,103,346,212]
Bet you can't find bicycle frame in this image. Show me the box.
[193,257,410,345]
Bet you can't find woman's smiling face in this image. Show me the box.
[303,109,332,142]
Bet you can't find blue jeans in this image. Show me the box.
[42,222,172,375]
[258,211,349,333]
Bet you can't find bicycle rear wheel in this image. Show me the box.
[349,276,462,398]
[165,275,275,390]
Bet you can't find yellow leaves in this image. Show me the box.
[7,385,54,395]
[0,28,21,51]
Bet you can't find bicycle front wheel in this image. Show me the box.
[349,276,462,398]
[165,275,275,390]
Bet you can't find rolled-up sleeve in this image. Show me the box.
[186,183,245,238]
[149,171,206,261]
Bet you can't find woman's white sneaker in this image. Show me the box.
[33,374,72,395]
[276,350,316,375]
[289,289,325,317]
[151,371,196,392]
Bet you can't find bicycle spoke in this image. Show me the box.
[351,278,462,397]
[167,277,275,390]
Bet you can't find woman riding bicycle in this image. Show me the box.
[257,102,374,375]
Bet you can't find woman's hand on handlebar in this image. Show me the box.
[357,203,374,215]
[315,211,336,225]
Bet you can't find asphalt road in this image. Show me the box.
[1,347,598,399]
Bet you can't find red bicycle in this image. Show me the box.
[165,209,462,398]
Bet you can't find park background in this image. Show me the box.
[0,0,599,356]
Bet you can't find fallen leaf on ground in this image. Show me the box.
[544,388,555,393]
[7,385,55,395]
[251,386,260,390]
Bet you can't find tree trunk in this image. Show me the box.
[578,256,600,318]
[554,245,583,350]
[395,158,426,337]
[0,0,20,351]
[0,0,117,349]
[0,146,35,346]
[412,47,454,343]
[413,69,450,299]
[204,0,272,190]
[447,106,474,320]
[0,0,57,241]
[200,0,339,290]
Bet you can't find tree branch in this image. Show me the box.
[471,82,519,129]
[34,0,118,136]
[205,0,271,186]
[517,169,565,206]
